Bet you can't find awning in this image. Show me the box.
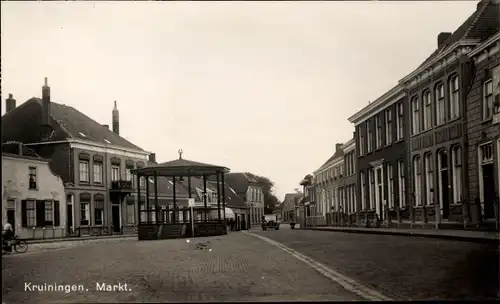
[225,207,235,219]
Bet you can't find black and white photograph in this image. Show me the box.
[1,0,499,302]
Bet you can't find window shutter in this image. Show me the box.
[54,201,60,226]
[22,200,27,227]
[36,200,45,227]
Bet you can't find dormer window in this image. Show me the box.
[78,132,87,138]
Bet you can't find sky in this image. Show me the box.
[1,1,478,201]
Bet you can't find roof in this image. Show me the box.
[217,182,246,209]
[407,0,499,78]
[133,158,230,176]
[2,141,43,159]
[283,193,302,206]
[1,98,145,151]
[223,172,256,195]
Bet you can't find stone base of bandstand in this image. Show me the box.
[138,221,228,240]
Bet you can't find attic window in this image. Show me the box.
[78,132,87,138]
[104,139,111,144]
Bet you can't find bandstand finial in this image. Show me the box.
[178,149,183,160]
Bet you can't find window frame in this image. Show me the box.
[375,115,382,149]
[396,102,404,140]
[411,97,420,135]
[424,153,434,206]
[398,160,406,207]
[449,75,460,119]
[483,79,493,120]
[93,162,103,184]
[367,121,373,153]
[413,156,422,206]
[79,160,90,183]
[436,83,446,125]
[385,109,392,145]
[28,166,37,190]
[80,201,90,226]
[423,90,432,130]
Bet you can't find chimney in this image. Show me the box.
[336,143,343,151]
[112,101,119,135]
[148,153,156,163]
[6,94,16,113]
[42,77,51,125]
[102,124,109,129]
[437,32,452,48]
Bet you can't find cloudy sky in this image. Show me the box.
[1,1,478,201]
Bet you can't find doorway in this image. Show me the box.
[112,205,121,233]
[375,166,384,221]
[482,163,495,219]
[67,204,73,234]
[7,210,15,231]
[439,150,450,219]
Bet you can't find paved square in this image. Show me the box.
[2,233,362,303]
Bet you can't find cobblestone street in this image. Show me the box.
[250,229,499,300]
[2,233,363,303]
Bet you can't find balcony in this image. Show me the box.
[110,180,133,192]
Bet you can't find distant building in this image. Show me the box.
[2,78,152,236]
[299,174,315,227]
[2,142,66,239]
[224,173,265,225]
[282,192,302,222]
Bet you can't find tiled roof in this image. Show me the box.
[415,0,499,70]
[1,98,145,151]
[283,193,302,205]
[224,173,252,195]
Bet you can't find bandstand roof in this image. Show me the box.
[132,150,230,177]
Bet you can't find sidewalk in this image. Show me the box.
[304,226,499,244]
[26,233,137,244]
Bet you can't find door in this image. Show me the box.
[66,204,73,234]
[7,210,15,232]
[112,205,121,233]
[375,167,383,220]
[441,171,450,219]
[483,164,495,219]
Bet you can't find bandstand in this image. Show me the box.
[132,150,230,240]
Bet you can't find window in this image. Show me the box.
[140,203,147,223]
[423,90,432,130]
[396,102,404,140]
[413,156,422,206]
[387,164,394,209]
[452,146,462,203]
[436,83,446,125]
[22,200,60,227]
[80,202,90,226]
[111,165,120,181]
[28,167,37,190]
[483,79,493,120]
[94,199,104,226]
[93,163,103,184]
[398,160,405,207]
[140,176,146,188]
[360,172,366,210]
[449,75,460,119]
[359,126,365,156]
[385,109,392,145]
[44,201,53,225]
[125,167,132,181]
[79,161,89,183]
[369,169,375,210]
[24,200,36,227]
[375,115,382,149]
[367,121,373,153]
[481,143,494,163]
[411,97,420,135]
[424,153,433,206]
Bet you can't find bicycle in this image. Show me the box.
[3,235,28,254]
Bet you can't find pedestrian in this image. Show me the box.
[2,221,14,251]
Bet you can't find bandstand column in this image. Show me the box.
[146,174,150,224]
[173,176,177,224]
[136,173,141,225]
[188,172,192,221]
[154,172,159,224]
[203,175,208,222]
[216,171,221,221]
[221,173,226,220]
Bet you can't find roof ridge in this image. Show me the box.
[463,0,490,39]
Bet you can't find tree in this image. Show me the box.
[245,172,281,214]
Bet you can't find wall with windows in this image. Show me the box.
[466,40,499,220]
[2,154,66,239]
[247,185,264,223]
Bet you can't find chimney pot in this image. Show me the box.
[42,77,51,125]
[336,143,343,151]
[437,32,452,48]
[112,101,120,135]
[6,94,16,113]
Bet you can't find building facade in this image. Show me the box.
[399,0,499,223]
[282,192,302,222]
[341,138,357,224]
[466,32,500,224]
[350,85,409,225]
[299,174,315,228]
[2,143,66,239]
[2,79,152,236]
[223,172,265,226]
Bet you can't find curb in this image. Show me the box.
[305,228,500,245]
[26,234,137,245]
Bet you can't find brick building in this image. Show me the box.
[399,0,499,223]
[282,192,302,222]
[349,85,408,225]
[341,138,357,224]
[223,172,264,226]
[466,32,500,224]
[2,79,153,236]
